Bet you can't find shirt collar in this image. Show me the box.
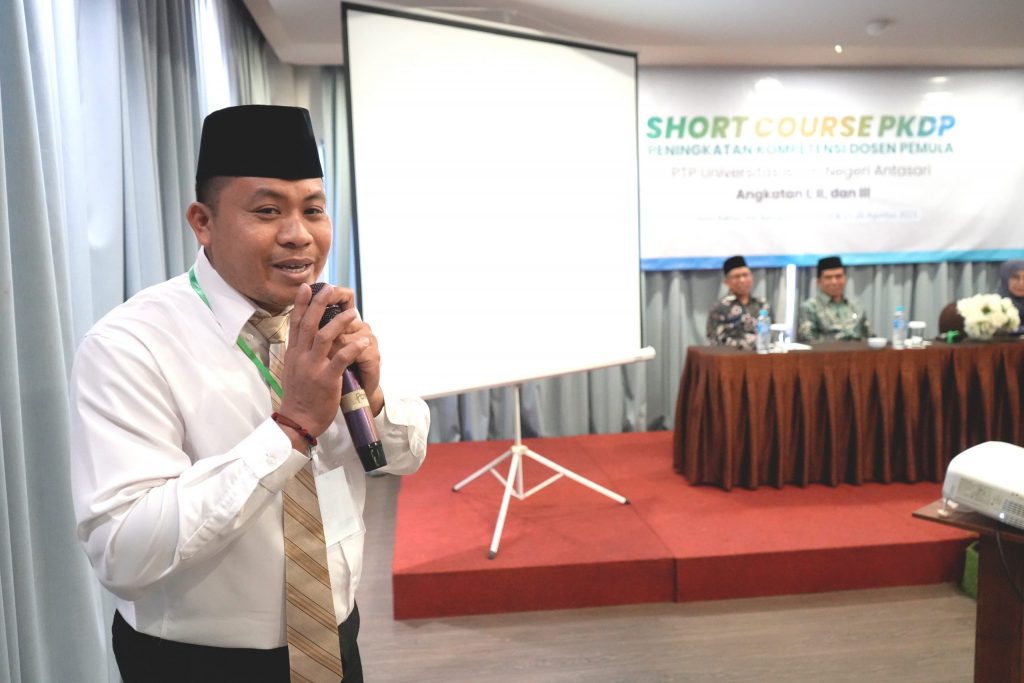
[816,290,847,306]
[725,292,757,306]
[192,248,268,345]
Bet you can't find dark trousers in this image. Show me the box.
[338,602,362,683]
[113,605,362,682]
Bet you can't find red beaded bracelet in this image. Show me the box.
[271,412,318,447]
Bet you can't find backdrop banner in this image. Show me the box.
[638,68,1024,270]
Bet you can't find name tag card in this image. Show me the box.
[315,466,365,547]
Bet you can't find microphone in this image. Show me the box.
[310,283,387,472]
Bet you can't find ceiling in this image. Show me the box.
[243,0,1024,67]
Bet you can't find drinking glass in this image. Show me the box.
[769,323,788,353]
[908,321,926,348]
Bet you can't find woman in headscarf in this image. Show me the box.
[998,259,1024,334]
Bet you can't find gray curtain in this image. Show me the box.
[211,0,273,104]
[1,0,204,680]
[118,0,203,296]
[1,1,108,680]
[321,66,354,289]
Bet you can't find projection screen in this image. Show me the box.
[342,3,649,399]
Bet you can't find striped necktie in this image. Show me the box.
[250,312,343,682]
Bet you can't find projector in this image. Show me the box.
[943,441,1024,530]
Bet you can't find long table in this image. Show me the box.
[673,340,1024,490]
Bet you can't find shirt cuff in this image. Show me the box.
[375,386,423,429]
[242,418,311,492]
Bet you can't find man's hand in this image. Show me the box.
[276,284,366,446]
[328,289,384,416]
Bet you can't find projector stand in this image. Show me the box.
[452,383,629,559]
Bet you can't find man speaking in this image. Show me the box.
[70,105,428,682]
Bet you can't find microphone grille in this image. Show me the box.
[310,282,342,329]
[319,305,343,329]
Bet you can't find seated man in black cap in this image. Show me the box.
[70,105,429,682]
[706,255,769,350]
[797,255,871,342]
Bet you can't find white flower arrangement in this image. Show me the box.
[956,293,1021,339]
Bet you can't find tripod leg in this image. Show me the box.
[452,448,514,492]
[523,448,629,504]
[488,450,521,559]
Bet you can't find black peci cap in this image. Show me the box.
[817,255,843,277]
[195,105,323,182]
[722,255,747,275]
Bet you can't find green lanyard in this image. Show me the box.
[188,265,284,399]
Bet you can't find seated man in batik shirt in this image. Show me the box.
[798,255,871,342]
[706,255,769,350]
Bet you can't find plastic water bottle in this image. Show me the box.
[756,309,771,354]
[892,305,906,349]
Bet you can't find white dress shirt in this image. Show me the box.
[70,249,428,649]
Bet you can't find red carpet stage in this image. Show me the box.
[392,432,973,619]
